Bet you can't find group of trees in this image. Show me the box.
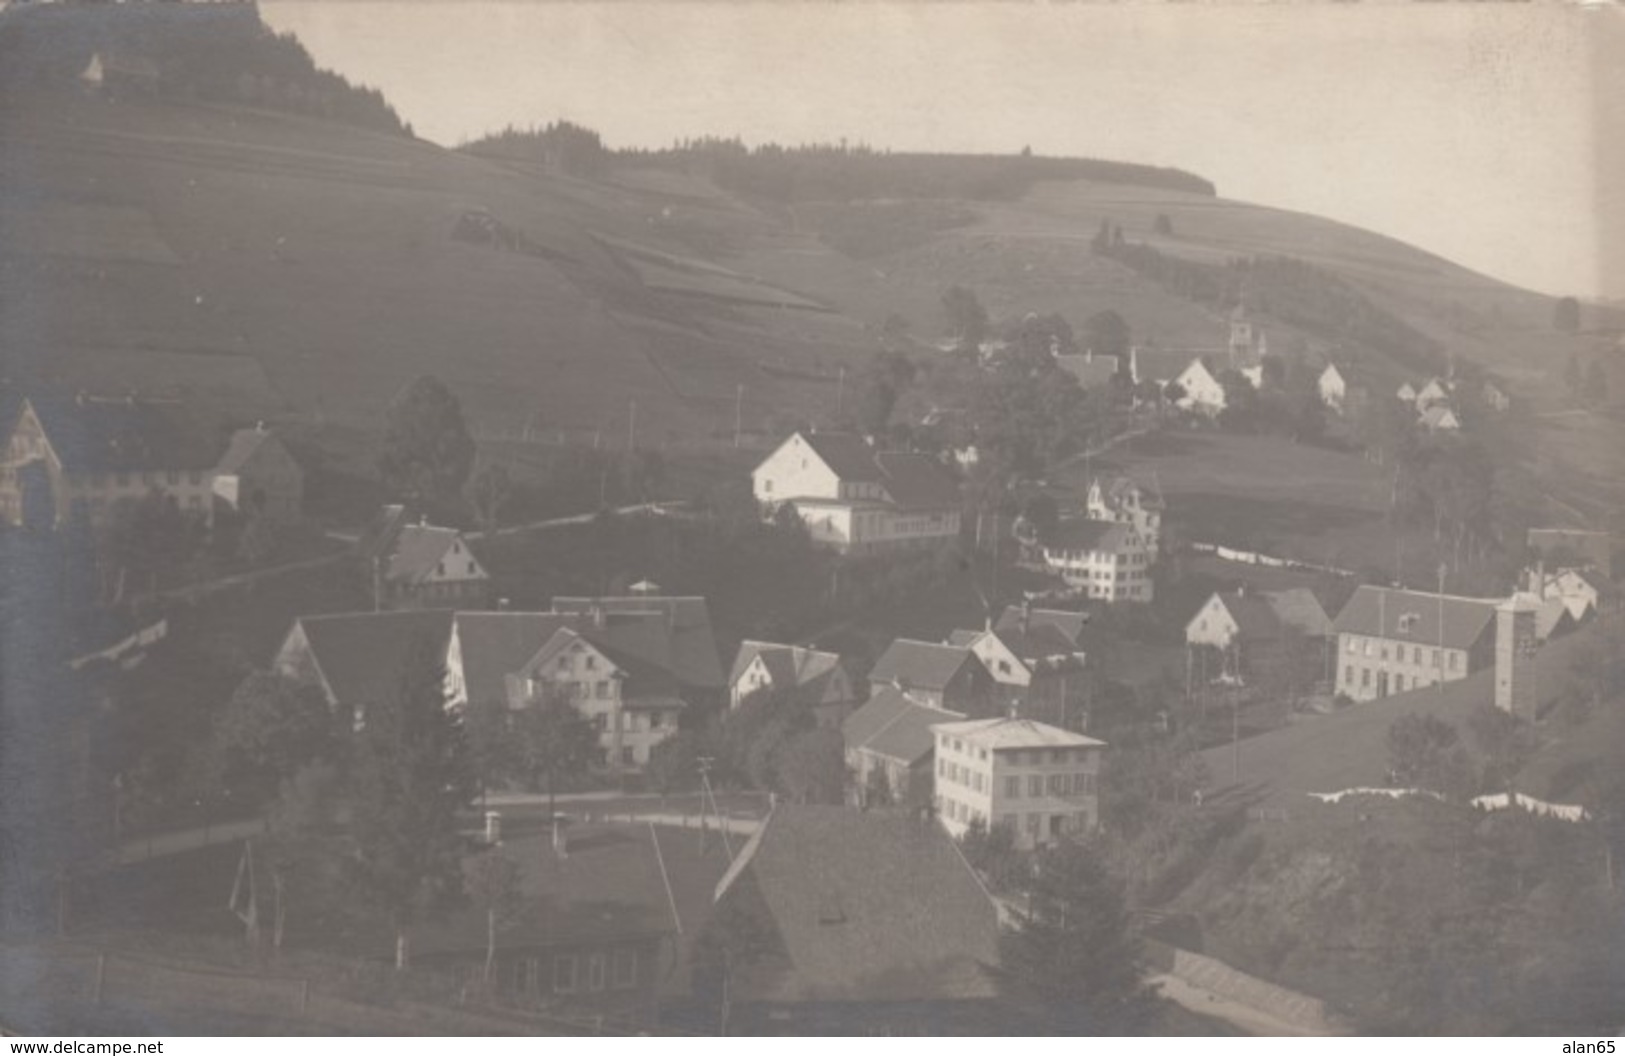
[1389,435,1498,571]
[645,685,846,807]
[461,120,612,178]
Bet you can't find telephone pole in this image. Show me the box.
[627,399,638,452]
[733,384,744,448]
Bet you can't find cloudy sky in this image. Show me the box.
[263,1,1620,300]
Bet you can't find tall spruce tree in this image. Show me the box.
[349,637,475,969]
[996,842,1160,1034]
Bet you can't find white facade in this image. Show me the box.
[1086,478,1163,562]
[1171,359,1227,415]
[510,630,679,769]
[1185,593,1242,650]
[1318,364,1347,412]
[931,719,1106,851]
[1037,524,1153,602]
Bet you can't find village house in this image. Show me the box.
[1318,363,1347,413]
[842,686,964,808]
[504,626,684,770]
[1524,565,1612,621]
[211,423,303,524]
[867,638,993,714]
[1330,585,1499,702]
[0,393,219,530]
[1086,475,1164,562]
[1414,378,1452,411]
[728,640,856,727]
[408,823,726,1024]
[272,594,722,768]
[1130,348,1227,416]
[931,717,1106,850]
[1018,516,1153,603]
[360,505,491,611]
[750,431,962,555]
[1396,382,1418,404]
[80,51,160,97]
[1184,586,1331,683]
[947,607,1087,727]
[702,805,1002,1034]
[1419,405,1461,434]
[1482,380,1512,413]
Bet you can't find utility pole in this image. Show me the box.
[696,757,733,861]
[627,399,638,452]
[733,384,744,448]
[1437,562,1447,692]
[836,366,845,419]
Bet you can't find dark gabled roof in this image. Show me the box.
[801,431,884,483]
[842,686,964,766]
[994,605,1088,648]
[1219,591,1285,640]
[552,596,725,690]
[730,641,850,707]
[518,626,684,704]
[1132,348,1211,386]
[15,393,218,473]
[214,426,290,476]
[1262,587,1333,637]
[713,806,1000,1004]
[874,451,960,509]
[868,639,976,693]
[986,622,1080,666]
[386,524,479,585]
[1038,517,1133,553]
[291,610,456,712]
[1330,585,1497,651]
[451,612,583,706]
[410,825,690,957]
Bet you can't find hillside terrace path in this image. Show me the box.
[322,500,686,546]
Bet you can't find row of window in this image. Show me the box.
[939,759,986,792]
[514,948,638,997]
[1343,665,1445,694]
[1001,771,1096,799]
[998,810,1090,837]
[70,469,208,490]
[938,795,985,827]
[939,737,989,761]
[1345,636,1458,671]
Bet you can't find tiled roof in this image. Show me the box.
[552,596,725,690]
[713,806,1001,1004]
[994,605,1088,648]
[386,524,475,584]
[874,451,960,509]
[214,427,275,475]
[292,610,456,713]
[1039,517,1134,553]
[410,824,715,957]
[929,716,1105,751]
[801,431,884,483]
[842,686,964,765]
[451,612,583,706]
[730,641,849,707]
[16,393,219,473]
[868,639,975,693]
[1262,588,1333,637]
[1330,585,1497,651]
[1219,592,1285,640]
[1132,348,1207,386]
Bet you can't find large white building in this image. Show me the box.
[1021,516,1154,602]
[931,717,1106,850]
[751,431,962,555]
[1086,475,1164,563]
[1330,585,1498,702]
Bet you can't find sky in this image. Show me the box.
[262,1,1620,300]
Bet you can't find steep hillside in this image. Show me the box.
[3,1,1620,493]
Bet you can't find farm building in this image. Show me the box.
[842,687,963,808]
[751,431,961,555]
[211,423,303,523]
[1330,585,1498,702]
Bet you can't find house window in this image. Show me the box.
[1364,641,1374,657]
[437,561,446,577]
[764,479,773,494]
[1344,664,1354,686]
[553,955,578,994]
[1047,774,1067,796]
[621,746,635,766]
[612,949,637,990]
[1361,668,1371,688]
[585,655,597,671]
[1346,637,1357,654]
[1074,772,1096,795]
[517,957,541,998]
[1028,775,1043,797]
[557,657,569,671]
[586,952,606,992]
[1005,775,1021,798]
[1026,813,1042,836]
[1450,652,1460,672]
[1433,649,1442,667]
[596,680,610,699]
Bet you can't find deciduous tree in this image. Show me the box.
[377,375,477,507]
